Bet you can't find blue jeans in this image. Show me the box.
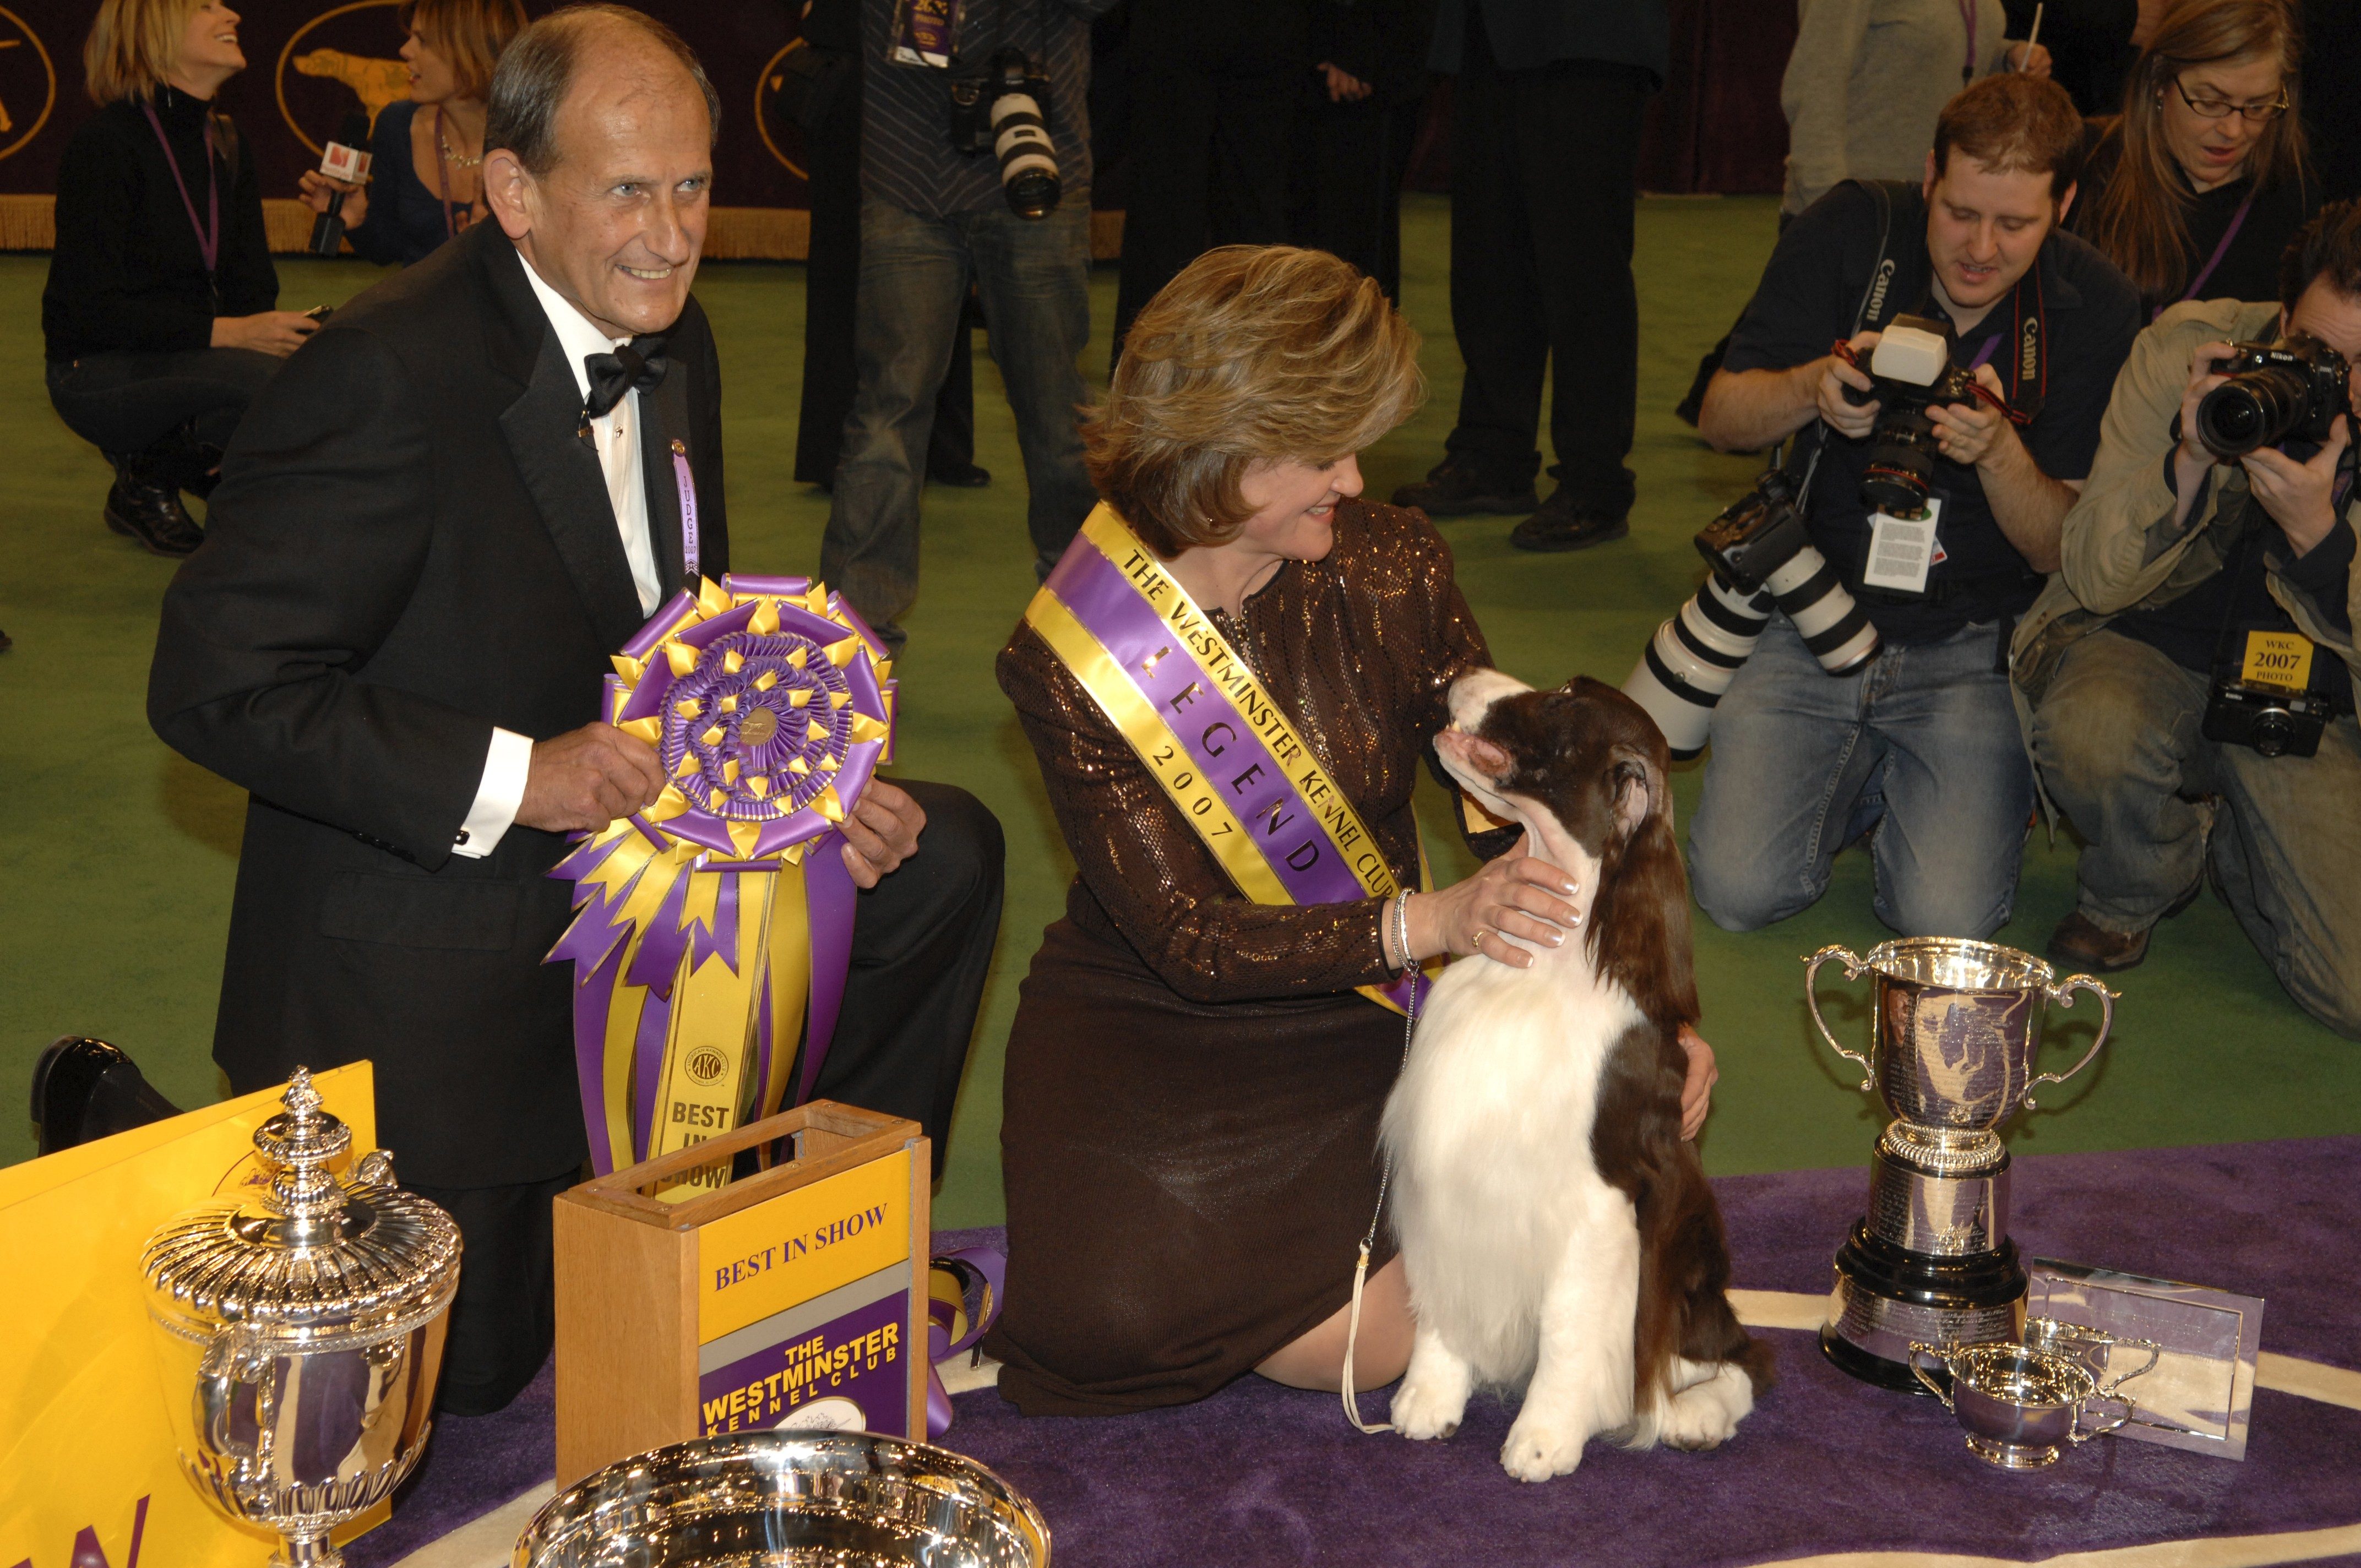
[2031,628,2361,1039]
[820,197,1099,651]
[1688,613,2034,939]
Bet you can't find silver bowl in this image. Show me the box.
[514,1431,1050,1568]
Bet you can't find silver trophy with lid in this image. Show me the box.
[140,1069,463,1566]
[1803,938,2117,1390]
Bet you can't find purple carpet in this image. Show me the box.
[349,1138,2361,1567]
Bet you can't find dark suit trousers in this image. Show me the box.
[288,781,1002,1415]
[1289,93,1422,304]
[1444,11,1651,513]
[795,51,976,488]
[1111,4,1304,364]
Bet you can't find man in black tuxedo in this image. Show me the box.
[148,6,1004,1416]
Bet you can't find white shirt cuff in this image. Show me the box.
[452,727,534,859]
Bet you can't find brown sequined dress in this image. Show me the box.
[984,499,1511,1414]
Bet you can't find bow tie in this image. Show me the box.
[582,335,668,420]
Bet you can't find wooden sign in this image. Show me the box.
[552,1100,929,1488]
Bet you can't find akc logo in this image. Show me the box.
[753,39,809,181]
[275,0,406,156]
[0,6,57,164]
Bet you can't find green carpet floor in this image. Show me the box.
[3,194,2353,1223]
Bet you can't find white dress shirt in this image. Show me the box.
[451,249,667,859]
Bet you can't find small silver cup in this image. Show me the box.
[1908,1341,2139,1469]
[2023,1316,2163,1396]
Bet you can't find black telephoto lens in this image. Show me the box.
[1861,421,1938,515]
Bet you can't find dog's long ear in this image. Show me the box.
[1587,743,1699,1032]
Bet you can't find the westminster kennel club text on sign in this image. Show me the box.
[694,1148,916,1436]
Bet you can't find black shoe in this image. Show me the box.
[1509,489,1630,553]
[30,1037,182,1156]
[103,459,203,557]
[1391,458,1539,518]
[926,459,992,488]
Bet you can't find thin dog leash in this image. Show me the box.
[1341,889,1423,1434]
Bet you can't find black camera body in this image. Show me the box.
[1695,469,1813,592]
[950,49,1060,219]
[2194,339,2352,459]
[1841,314,1986,515]
[2202,676,2330,758]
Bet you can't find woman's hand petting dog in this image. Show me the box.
[1678,1024,1718,1141]
[1402,853,1581,969]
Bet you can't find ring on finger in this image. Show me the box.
[1472,928,1488,952]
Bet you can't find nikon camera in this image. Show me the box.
[2194,338,2352,459]
[950,49,1060,219]
[1623,471,1881,760]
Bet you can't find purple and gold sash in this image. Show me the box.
[546,575,896,1199]
[1025,505,1429,1015]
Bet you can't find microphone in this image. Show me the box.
[309,112,373,257]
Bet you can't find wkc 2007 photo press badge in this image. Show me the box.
[546,573,895,1200]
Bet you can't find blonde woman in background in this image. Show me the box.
[2070,0,2318,316]
[42,0,314,558]
[298,0,526,265]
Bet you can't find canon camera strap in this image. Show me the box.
[1779,179,1908,509]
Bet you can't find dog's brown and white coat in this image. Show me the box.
[1381,671,1772,1480]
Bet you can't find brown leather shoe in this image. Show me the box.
[2046,911,2152,973]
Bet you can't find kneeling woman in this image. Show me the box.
[988,247,1710,1413]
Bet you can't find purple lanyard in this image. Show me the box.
[141,100,219,275]
[2155,186,2259,321]
[671,439,699,580]
[1958,0,1979,83]
[1967,333,2001,372]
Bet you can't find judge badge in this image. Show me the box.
[546,576,895,1200]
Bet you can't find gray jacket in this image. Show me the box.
[1781,0,2012,216]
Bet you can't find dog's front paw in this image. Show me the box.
[1500,1418,1587,1481]
[1390,1373,1468,1441]
[1657,1363,1755,1451]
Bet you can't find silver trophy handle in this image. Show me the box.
[1803,945,1875,1092]
[1907,1343,1956,1409]
[2023,973,2119,1110]
[2098,1336,2162,1398]
[2069,1393,2135,1445]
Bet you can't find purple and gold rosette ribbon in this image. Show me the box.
[546,575,895,1191]
[1024,505,1430,1016]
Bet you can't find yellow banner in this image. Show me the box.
[0,1064,383,1568]
[697,1148,912,1344]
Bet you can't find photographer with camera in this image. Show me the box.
[818,0,1118,655]
[2012,203,2360,1036]
[1689,75,2141,939]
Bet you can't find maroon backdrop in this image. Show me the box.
[1639,0,1796,197]
[0,0,1792,211]
[0,0,817,205]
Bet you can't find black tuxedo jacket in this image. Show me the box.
[149,218,728,1187]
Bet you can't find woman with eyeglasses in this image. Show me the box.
[2072,0,2319,315]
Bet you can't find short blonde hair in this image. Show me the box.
[1085,246,1423,556]
[84,0,203,106]
[400,0,527,102]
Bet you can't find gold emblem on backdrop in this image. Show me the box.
[0,7,58,164]
[275,0,405,155]
[754,38,810,181]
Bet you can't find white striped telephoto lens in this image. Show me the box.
[1623,574,1772,760]
[1761,545,1880,675]
[991,94,1060,219]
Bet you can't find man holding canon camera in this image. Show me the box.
[2012,204,2360,1036]
[820,0,1117,654]
[1689,75,2140,939]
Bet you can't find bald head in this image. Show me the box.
[483,6,716,339]
[485,5,718,177]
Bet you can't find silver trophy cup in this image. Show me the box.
[141,1070,462,1567]
[1803,938,2117,1389]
